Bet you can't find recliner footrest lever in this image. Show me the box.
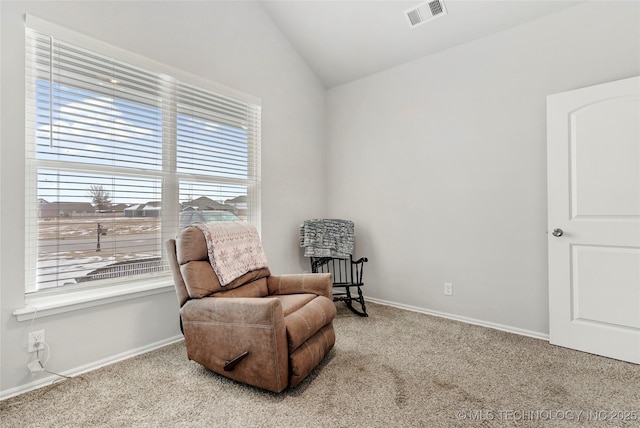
[223,351,249,371]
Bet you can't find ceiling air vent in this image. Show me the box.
[404,0,447,28]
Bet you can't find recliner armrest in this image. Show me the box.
[180,296,283,325]
[267,273,333,299]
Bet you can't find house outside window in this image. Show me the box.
[25,20,261,293]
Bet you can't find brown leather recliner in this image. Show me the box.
[165,224,336,393]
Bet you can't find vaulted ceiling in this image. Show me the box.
[260,0,585,88]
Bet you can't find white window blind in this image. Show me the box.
[25,23,261,293]
[176,80,261,227]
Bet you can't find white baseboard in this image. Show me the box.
[3,301,548,400]
[0,335,184,401]
[366,297,550,341]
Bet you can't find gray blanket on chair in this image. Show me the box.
[299,219,354,258]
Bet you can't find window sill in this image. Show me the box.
[13,277,175,322]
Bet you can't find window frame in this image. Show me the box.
[23,15,262,299]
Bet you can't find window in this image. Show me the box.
[25,21,261,293]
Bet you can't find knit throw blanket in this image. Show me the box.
[299,219,354,259]
[193,222,268,286]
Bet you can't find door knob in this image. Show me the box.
[552,228,563,237]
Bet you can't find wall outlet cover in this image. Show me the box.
[444,282,453,296]
[28,330,45,353]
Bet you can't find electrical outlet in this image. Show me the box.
[28,330,45,353]
[444,282,453,296]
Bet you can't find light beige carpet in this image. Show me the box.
[2,302,639,427]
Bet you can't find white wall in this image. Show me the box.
[0,1,326,396]
[326,1,640,335]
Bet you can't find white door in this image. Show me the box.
[547,76,640,363]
